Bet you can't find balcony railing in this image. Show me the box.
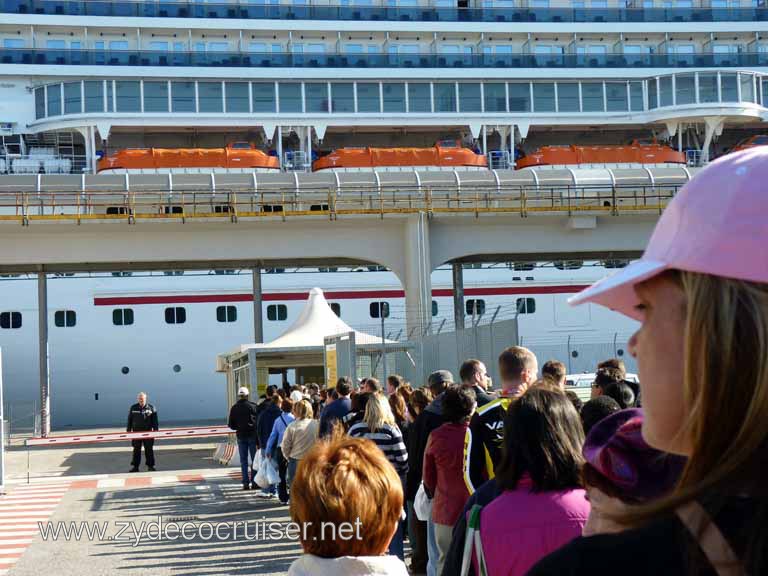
[4,48,768,68]
[3,0,768,23]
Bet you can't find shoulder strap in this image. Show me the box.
[675,501,743,576]
[280,414,288,426]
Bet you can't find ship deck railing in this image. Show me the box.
[0,182,679,224]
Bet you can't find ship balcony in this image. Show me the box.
[5,49,768,69]
[2,0,768,24]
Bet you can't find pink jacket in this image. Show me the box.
[478,477,589,576]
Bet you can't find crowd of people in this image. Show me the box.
[226,149,768,575]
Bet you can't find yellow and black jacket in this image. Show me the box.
[462,395,513,494]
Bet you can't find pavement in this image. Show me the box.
[1,428,303,576]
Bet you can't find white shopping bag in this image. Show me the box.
[414,482,433,522]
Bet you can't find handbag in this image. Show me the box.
[251,448,263,472]
[265,456,280,485]
[414,482,433,522]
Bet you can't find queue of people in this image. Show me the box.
[225,150,768,576]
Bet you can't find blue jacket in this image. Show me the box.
[256,402,282,448]
[266,412,295,456]
[319,397,352,437]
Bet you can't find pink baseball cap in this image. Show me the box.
[569,147,768,320]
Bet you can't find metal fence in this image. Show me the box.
[354,315,636,388]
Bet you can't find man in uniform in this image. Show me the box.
[127,392,159,472]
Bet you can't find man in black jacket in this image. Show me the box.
[458,359,496,408]
[255,392,282,497]
[228,386,260,490]
[127,392,159,472]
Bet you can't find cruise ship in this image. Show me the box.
[0,0,766,428]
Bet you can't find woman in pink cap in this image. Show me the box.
[528,147,768,575]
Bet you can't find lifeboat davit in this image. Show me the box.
[97,142,280,173]
[515,140,685,169]
[312,141,488,171]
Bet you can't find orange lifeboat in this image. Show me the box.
[515,140,685,169]
[731,135,768,153]
[97,142,280,172]
[312,141,488,171]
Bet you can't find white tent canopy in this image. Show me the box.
[236,287,394,353]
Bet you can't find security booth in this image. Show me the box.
[217,287,407,409]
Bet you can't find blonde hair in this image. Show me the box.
[292,399,313,420]
[629,271,768,569]
[363,393,396,433]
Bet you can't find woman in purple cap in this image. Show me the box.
[528,147,768,575]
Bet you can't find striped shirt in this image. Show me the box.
[348,422,409,477]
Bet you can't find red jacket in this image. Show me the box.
[423,421,472,526]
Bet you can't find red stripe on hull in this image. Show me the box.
[94,285,588,307]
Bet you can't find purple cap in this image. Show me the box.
[569,148,768,320]
[583,409,686,502]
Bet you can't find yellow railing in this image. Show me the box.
[0,183,677,225]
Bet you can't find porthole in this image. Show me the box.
[173,364,182,373]
[121,366,130,375]
[617,349,625,357]
[571,350,579,358]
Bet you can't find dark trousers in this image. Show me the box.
[407,498,429,573]
[237,437,258,487]
[276,447,289,503]
[131,439,155,467]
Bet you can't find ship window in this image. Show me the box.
[305,83,329,113]
[278,82,303,113]
[533,83,556,112]
[112,308,134,326]
[216,305,237,323]
[267,304,288,321]
[459,83,482,113]
[54,310,77,328]
[554,260,583,270]
[199,82,224,113]
[171,81,196,113]
[164,205,183,214]
[370,302,390,319]
[106,206,132,215]
[330,303,341,317]
[214,205,232,213]
[144,81,169,113]
[675,74,696,106]
[432,300,438,317]
[629,81,644,111]
[582,82,605,112]
[331,83,354,113]
[606,82,628,111]
[407,83,431,113]
[740,73,755,103]
[252,82,276,113]
[434,83,457,113]
[115,81,140,113]
[698,73,718,104]
[47,84,62,116]
[516,297,536,314]
[659,76,673,107]
[165,307,187,324]
[357,83,381,113]
[648,78,658,109]
[35,87,45,119]
[484,83,506,112]
[513,262,535,271]
[84,81,104,113]
[508,83,531,112]
[226,82,250,113]
[63,82,81,115]
[0,311,22,329]
[111,272,133,277]
[383,83,406,113]
[466,299,485,316]
[557,83,580,112]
